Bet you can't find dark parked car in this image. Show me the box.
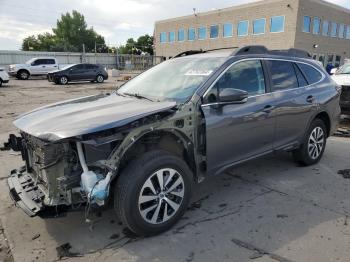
[4,46,340,236]
[47,63,108,85]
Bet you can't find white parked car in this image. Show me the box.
[8,57,60,80]
[332,63,350,114]
[0,67,10,87]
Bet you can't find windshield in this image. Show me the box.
[25,58,36,64]
[336,64,350,75]
[117,57,226,103]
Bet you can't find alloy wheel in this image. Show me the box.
[60,76,68,85]
[97,75,104,83]
[308,126,324,160]
[20,72,28,80]
[138,168,185,225]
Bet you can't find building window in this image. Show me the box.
[210,25,219,38]
[178,29,185,41]
[347,25,350,39]
[169,32,175,43]
[270,16,285,33]
[331,22,338,37]
[322,21,329,36]
[188,28,196,41]
[303,16,311,33]
[313,17,321,34]
[223,23,233,37]
[198,27,206,40]
[237,21,249,36]
[253,18,266,35]
[338,24,345,38]
[160,32,167,43]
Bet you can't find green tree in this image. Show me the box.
[22,10,105,52]
[53,10,105,52]
[117,35,154,55]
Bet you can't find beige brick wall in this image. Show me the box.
[154,0,300,57]
[295,0,350,65]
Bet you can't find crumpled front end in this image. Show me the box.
[5,133,85,216]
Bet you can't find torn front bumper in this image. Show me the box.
[8,167,45,217]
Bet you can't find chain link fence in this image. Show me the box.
[0,50,165,71]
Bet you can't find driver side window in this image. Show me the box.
[206,60,266,103]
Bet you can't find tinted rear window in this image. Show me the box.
[86,64,98,70]
[297,63,323,85]
[267,60,298,91]
[46,59,56,64]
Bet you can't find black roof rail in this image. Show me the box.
[233,45,312,59]
[270,48,312,58]
[173,47,239,58]
[173,50,204,58]
[233,45,269,55]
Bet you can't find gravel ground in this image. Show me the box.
[0,78,350,262]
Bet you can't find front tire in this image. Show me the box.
[293,118,327,166]
[17,70,29,80]
[114,150,193,236]
[59,76,68,85]
[0,79,2,87]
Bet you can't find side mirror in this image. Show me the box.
[219,88,248,103]
[31,62,35,66]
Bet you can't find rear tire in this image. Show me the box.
[293,118,327,166]
[96,74,104,83]
[0,79,2,87]
[17,70,29,80]
[114,150,193,236]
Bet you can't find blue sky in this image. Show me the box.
[0,0,349,50]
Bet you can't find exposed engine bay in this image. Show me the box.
[3,96,205,217]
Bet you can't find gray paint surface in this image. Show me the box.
[13,93,176,141]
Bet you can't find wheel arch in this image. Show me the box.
[118,129,197,181]
[313,111,331,137]
[17,69,30,77]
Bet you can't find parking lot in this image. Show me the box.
[0,78,350,262]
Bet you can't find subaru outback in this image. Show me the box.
[3,46,340,236]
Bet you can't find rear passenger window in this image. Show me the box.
[267,60,298,91]
[293,63,308,87]
[297,63,323,85]
[46,59,55,64]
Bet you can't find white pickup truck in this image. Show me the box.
[8,57,60,80]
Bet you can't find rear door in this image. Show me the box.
[202,59,276,175]
[85,64,98,80]
[265,59,318,149]
[44,59,58,73]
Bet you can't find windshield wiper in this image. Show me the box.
[122,92,154,102]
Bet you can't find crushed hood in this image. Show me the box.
[14,93,176,141]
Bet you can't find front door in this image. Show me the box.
[202,59,276,175]
[69,64,86,81]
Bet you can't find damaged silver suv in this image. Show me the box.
[3,46,340,236]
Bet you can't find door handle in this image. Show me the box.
[306,95,315,103]
[262,105,274,113]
